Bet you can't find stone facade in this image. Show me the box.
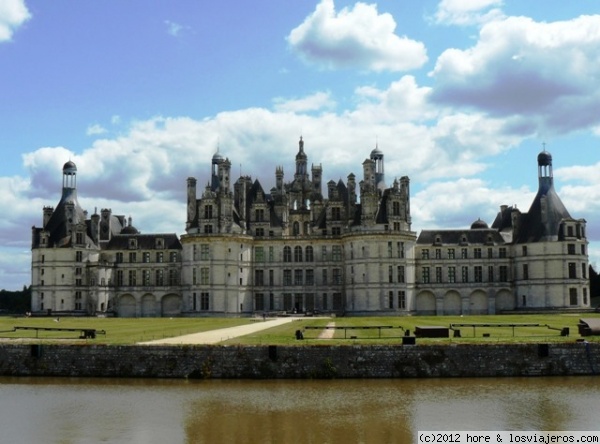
[30,139,589,316]
[1,343,598,378]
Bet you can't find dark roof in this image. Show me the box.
[43,188,87,247]
[104,233,182,250]
[417,229,505,245]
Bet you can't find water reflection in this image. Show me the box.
[0,377,598,444]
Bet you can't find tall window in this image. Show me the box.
[397,242,404,258]
[499,247,507,258]
[200,267,209,285]
[388,265,393,283]
[332,268,342,284]
[283,269,292,286]
[305,269,314,285]
[305,246,314,262]
[156,252,164,263]
[462,266,469,283]
[568,262,576,279]
[294,269,303,285]
[128,270,136,286]
[283,246,292,262]
[255,209,264,222]
[422,267,430,284]
[448,267,456,283]
[200,292,209,310]
[388,291,394,309]
[488,266,494,282]
[321,246,328,261]
[254,293,264,311]
[331,207,341,221]
[155,269,164,286]
[499,266,508,282]
[169,269,179,286]
[255,247,265,262]
[255,269,264,286]
[397,266,405,283]
[523,264,529,280]
[129,252,137,263]
[422,249,429,260]
[569,288,578,306]
[448,249,455,259]
[474,248,481,259]
[461,248,468,259]
[436,267,442,283]
[398,291,406,309]
[474,266,482,283]
[294,246,303,262]
[200,244,209,260]
[332,246,342,261]
[204,205,213,219]
[322,269,328,285]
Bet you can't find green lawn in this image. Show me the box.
[222,313,600,345]
[0,317,254,345]
[0,313,598,345]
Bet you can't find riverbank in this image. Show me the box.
[0,342,597,378]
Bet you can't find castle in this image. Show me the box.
[30,139,590,316]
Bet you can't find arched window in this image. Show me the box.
[294,246,303,262]
[305,246,314,262]
[283,246,292,262]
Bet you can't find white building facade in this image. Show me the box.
[30,141,589,317]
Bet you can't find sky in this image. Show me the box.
[1,0,600,290]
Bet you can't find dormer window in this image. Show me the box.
[129,239,137,249]
[155,238,164,249]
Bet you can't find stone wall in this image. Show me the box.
[0,342,598,379]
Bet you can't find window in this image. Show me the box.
[294,246,303,262]
[331,227,341,236]
[473,266,482,283]
[568,262,576,279]
[397,266,405,283]
[294,269,303,285]
[499,248,507,258]
[581,244,586,255]
[568,244,575,255]
[461,248,468,259]
[388,265,393,283]
[583,288,588,305]
[168,269,179,286]
[392,201,400,216]
[398,291,406,309]
[422,249,429,260]
[75,267,82,275]
[283,246,292,262]
[331,207,341,221]
[269,246,274,262]
[448,267,456,283]
[322,293,328,310]
[192,268,197,285]
[332,268,342,284]
[156,252,164,263]
[499,266,508,282]
[332,246,342,261]
[76,232,84,244]
[422,267,430,284]
[204,205,213,219]
[448,249,455,259]
[293,222,300,236]
[582,263,587,279]
[387,242,393,258]
[143,252,150,263]
[306,269,314,286]
[474,248,481,259]
[255,228,264,237]
[201,292,209,310]
[322,269,328,285]
[388,291,394,309]
[254,293,264,311]
[200,267,209,285]
[397,242,404,258]
[255,247,265,262]
[128,270,136,286]
[116,252,123,263]
[569,288,578,306]
[488,266,494,282]
[129,252,137,263]
[200,244,209,260]
[283,270,292,286]
[305,246,314,262]
[204,224,213,234]
[522,246,528,256]
[143,270,151,286]
[255,269,264,286]
[269,270,274,286]
[76,251,83,262]
[435,249,441,259]
[170,252,178,262]
[321,246,328,261]
[255,209,264,222]
[436,267,442,283]
[462,266,469,283]
[523,264,529,280]
[116,270,124,286]
[487,248,493,259]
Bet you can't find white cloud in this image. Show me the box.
[86,124,107,136]
[0,0,30,42]
[433,0,504,26]
[165,20,189,38]
[431,14,600,137]
[287,0,427,72]
[273,91,336,113]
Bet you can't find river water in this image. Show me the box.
[0,376,598,444]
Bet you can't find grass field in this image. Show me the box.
[0,313,598,345]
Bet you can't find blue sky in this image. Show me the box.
[1,0,600,290]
